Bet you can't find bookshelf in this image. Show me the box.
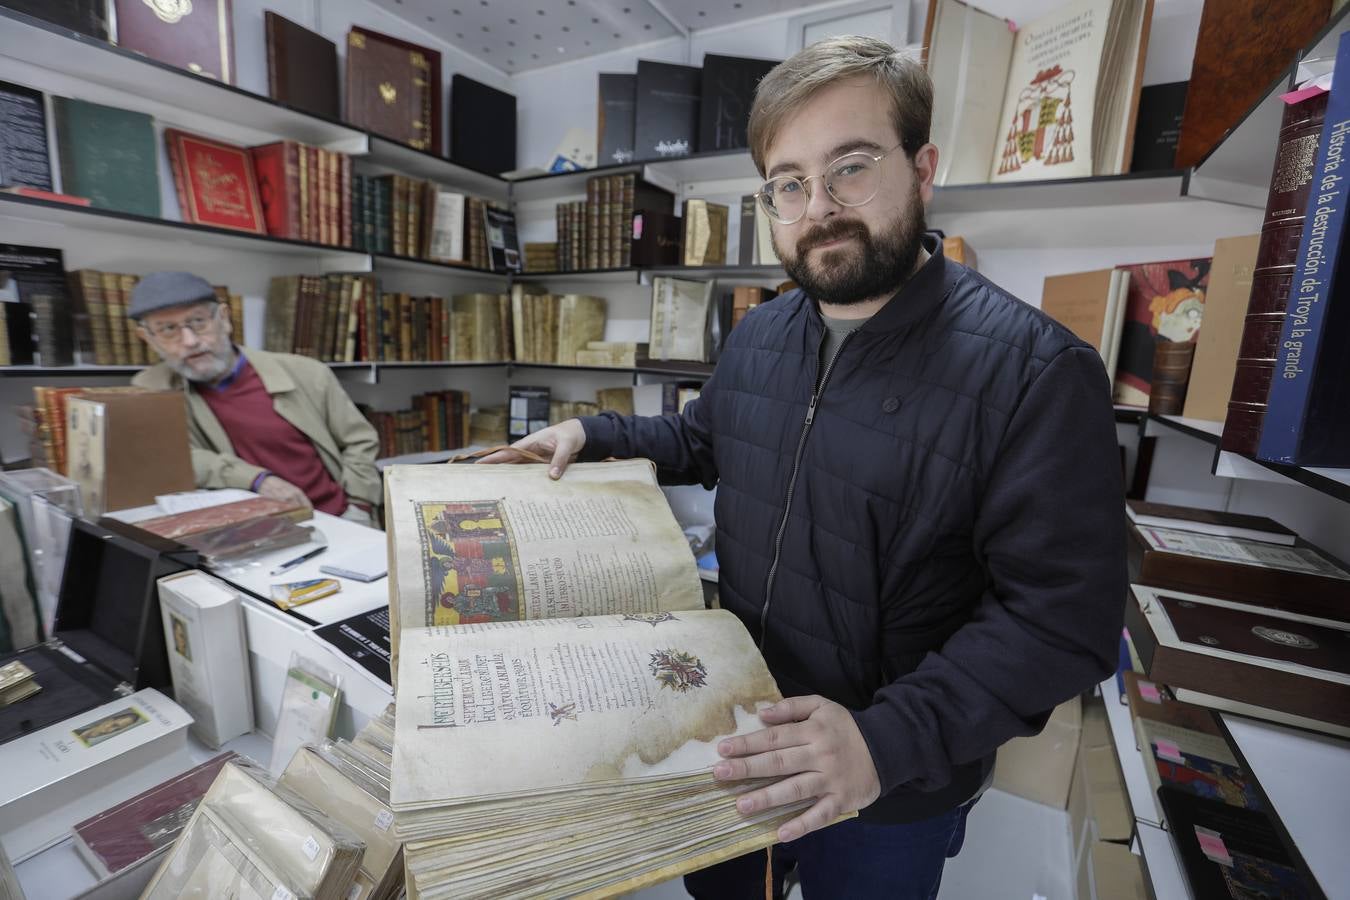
[0,8,367,154]
[0,193,371,269]
[1145,413,1350,505]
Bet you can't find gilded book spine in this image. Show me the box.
[1222,93,1328,454]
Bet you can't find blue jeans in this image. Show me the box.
[683,799,976,900]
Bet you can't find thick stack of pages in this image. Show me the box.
[280,745,403,900]
[383,461,803,897]
[142,758,365,899]
[393,611,799,899]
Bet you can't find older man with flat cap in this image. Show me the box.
[130,271,381,524]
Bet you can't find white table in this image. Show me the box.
[212,510,389,626]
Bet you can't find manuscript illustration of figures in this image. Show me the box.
[623,612,678,627]
[548,701,578,726]
[998,65,1077,175]
[416,500,523,625]
[649,649,708,693]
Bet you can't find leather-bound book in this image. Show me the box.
[249,140,302,241]
[1125,499,1296,545]
[631,211,682,267]
[164,129,264,234]
[264,11,338,120]
[1128,585,1350,732]
[1127,518,1350,621]
[450,74,515,174]
[133,497,311,541]
[70,752,236,879]
[1221,92,1328,454]
[52,97,160,218]
[3,0,109,40]
[345,26,441,155]
[697,54,779,154]
[111,0,235,83]
[1174,0,1329,168]
[1146,341,1196,414]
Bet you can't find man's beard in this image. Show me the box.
[166,342,234,383]
[776,180,926,307]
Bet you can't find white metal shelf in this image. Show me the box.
[1136,822,1194,900]
[1221,715,1350,897]
[0,194,371,268]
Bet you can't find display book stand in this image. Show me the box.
[0,517,195,744]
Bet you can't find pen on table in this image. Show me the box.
[269,545,328,576]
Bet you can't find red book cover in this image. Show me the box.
[1112,258,1212,407]
[71,752,235,878]
[134,496,310,539]
[249,141,301,240]
[164,129,265,233]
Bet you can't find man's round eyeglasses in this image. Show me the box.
[755,143,904,225]
[144,304,223,342]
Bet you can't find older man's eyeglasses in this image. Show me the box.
[755,143,904,225]
[144,306,222,342]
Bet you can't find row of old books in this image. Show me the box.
[1114,498,1347,897]
[510,285,607,365]
[2,246,239,369]
[1039,42,1350,469]
[361,390,472,460]
[9,5,516,173]
[0,83,502,267]
[552,173,675,271]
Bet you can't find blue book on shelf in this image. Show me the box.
[1258,30,1350,466]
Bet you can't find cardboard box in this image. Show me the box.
[66,390,194,515]
[993,696,1083,808]
[1089,840,1148,900]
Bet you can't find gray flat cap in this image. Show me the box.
[128,271,217,319]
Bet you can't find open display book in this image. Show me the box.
[383,459,811,897]
[925,0,1152,185]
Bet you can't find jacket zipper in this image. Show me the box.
[759,331,853,650]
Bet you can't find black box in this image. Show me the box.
[0,517,196,744]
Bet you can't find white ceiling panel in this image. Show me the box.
[369,0,684,75]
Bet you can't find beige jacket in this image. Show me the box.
[132,348,382,508]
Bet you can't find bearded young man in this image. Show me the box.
[483,37,1125,899]
[130,271,381,524]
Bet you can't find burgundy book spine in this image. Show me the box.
[1221,93,1328,454]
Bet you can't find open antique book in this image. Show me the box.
[383,459,805,898]
[924,0,1152,185]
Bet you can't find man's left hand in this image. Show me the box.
[713,695,881,842]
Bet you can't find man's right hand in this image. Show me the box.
[257,475,312,509]
[477,419,586,479]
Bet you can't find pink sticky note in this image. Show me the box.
[1282,84,1330,105]
[1195,827,1233,866]
[1139,681,1162,704]
[1154,738,1185,764]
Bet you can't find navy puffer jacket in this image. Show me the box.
[580,234,1126,823]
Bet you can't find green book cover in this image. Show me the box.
[53,97,160,218]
